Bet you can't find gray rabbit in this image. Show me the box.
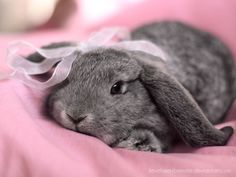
[27,21,235,153]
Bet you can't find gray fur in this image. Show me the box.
[28,21,235,152]
[131,22,236,124]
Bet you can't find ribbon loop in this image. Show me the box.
[112,40,167,61]
[87,27,130,46]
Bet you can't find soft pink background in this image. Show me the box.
[0,0,236,177]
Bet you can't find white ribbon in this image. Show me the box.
[0,27,166,90]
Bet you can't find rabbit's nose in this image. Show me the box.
[66,113,87,124]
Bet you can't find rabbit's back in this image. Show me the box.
[131,21,236,124]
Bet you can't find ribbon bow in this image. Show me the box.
[0,28,167,90]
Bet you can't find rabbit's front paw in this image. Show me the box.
[116,129,163,153]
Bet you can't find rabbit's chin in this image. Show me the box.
[76,124,121,145]
[71,129,119,146]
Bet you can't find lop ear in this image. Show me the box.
[131,51,233,147]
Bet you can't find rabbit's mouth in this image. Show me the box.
[51,100,129,145]
[58,110,119,145]
[51,100,92,132]
[60,110,94,134]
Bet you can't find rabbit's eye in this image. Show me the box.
[111,81,127,95]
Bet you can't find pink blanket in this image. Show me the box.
[0,0,236,176]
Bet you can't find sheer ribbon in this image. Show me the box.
[0,27,167,89]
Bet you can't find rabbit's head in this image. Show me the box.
[47,47,233,147]
[47,48,157,145]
